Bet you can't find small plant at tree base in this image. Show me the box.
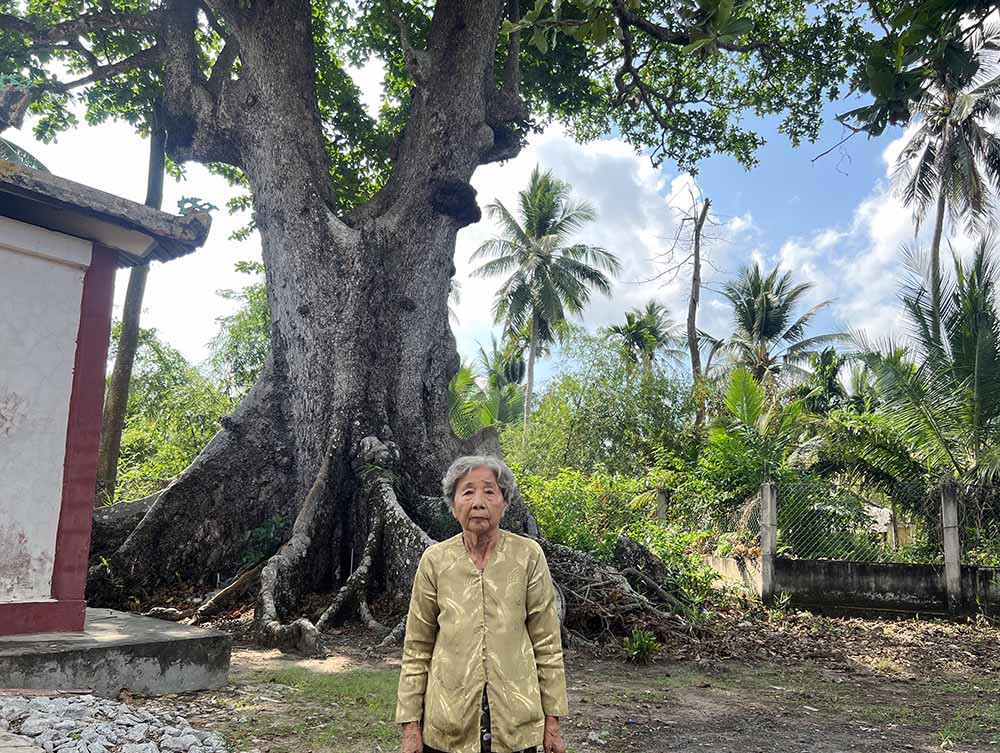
[767,591,794,622]
[622,628,661,665]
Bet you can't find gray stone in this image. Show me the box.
[161,734,199,752]
[18,717,49,737]
[121,744,159,753]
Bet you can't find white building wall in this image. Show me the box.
[0,217,92,603]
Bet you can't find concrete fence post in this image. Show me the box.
[941,482,962,614]
[760,481,777,605]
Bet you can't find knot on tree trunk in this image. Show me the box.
[480,124,523,164]
[430,179,481,227]
[0,84,35,130]
[354,435,400,471]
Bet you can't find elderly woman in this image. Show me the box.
[396,456,568,753]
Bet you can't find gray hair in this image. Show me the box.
[442,455,521,510]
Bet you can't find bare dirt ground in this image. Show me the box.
[135,609,1000,753]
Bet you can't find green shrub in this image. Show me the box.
[622,628,661,664]
[516,465,718,607]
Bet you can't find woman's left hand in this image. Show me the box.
[543,716,566,753]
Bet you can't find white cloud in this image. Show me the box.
[452,126,697,362]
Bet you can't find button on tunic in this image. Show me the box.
[395,530,568,753]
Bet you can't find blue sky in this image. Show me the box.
[3,62,957,389]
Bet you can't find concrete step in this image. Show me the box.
[0,608,231,698]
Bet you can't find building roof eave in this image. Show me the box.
[0,159,211,267]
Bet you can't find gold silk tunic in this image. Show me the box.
[395,530,568,753]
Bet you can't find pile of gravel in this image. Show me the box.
[0,695,228,753]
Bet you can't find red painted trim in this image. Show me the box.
[50,245,116,606]
[0,600,85,636]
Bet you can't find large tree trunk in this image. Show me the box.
[86,0,676,656]
[95,117,165,504]
[87,0,530,652]
[689,198,709,430]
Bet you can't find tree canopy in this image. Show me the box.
[1,0,878,190]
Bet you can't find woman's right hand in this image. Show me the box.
[400,721,423,753]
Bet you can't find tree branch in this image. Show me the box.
[385,0,429,84]
[501,0,521,98]
[159,0,242,165]
[0,10,160,42]
[207,36,240,97]
[45,46,163,93]
[614,1,770,53]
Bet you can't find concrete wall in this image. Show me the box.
[703,555,1000,615]
[961,566,1000,616]
[773,558,948,613]
[0,217,91,603]
[703,555,763,595]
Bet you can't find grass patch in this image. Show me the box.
[250,667,400,750]
[939,703,1000,745]
[934,675,1000,696]
[869,657,905,675]
[856,704,918,725]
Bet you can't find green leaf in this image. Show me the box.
[531,28,549,54]
[716,0,734,26]
[724,368,764,428]
[720,16,752,37]
[683,37,715,54]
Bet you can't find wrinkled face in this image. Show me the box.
[452,466,507,535]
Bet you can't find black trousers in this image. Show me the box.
[423,687,538,753]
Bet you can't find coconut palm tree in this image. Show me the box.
[708,263,844,383]
[712,367,807,482]
[472,165,620,425]
[789,347,850,414]
[853,238,1000,483]
[606,301,682,375]
[446,337,525,439]
[893,62,1000,334]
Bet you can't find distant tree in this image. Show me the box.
[502,329,691,477]
[111,326,233,504]
[709,264,843,382]
[210,261,271,397]
[790,347,850,414]
[710,367,806,482]
[472,166,620,425]
[96,115,166,505]
[447,336,525,439]
[850,239,1000,484]
[605,301,682,376]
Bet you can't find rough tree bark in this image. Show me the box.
[95,111,166,505]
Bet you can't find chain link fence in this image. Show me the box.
[957,485,1000,566]
[661,488,762,559]
[775,480,945,563]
